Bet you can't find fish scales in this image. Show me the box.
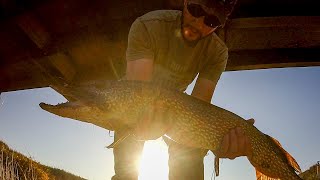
[147,86,299,180]
[39,80,302,180]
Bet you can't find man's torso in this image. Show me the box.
[127,10,228,91]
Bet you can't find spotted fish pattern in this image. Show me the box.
[40,80,302,180]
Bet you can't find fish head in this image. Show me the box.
[39,80,163,131]
[39,100,116,130]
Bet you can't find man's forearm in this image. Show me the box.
[126,59,154,81]
[191,77,217,103]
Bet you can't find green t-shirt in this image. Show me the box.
[126,10,228,91]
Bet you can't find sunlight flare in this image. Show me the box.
[138,138,169,180]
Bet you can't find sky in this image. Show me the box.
[0,66,320,180]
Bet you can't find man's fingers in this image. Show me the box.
[218,127,253,160]
[135,99,171,140]
[236,127,246,155]
[229,128,238,154]
[220,133,230,155]
[244,136,252,158]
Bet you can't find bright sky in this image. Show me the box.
[0,67,319,180]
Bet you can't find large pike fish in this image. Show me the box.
[39,80,302,179]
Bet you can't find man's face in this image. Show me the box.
[181,0,224,42]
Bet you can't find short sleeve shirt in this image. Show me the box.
[126,10,228,91]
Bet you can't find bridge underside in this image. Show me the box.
[0,0,319,92]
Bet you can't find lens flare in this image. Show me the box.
[138,138,169,180]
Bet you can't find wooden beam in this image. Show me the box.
[0,61,49,92]
[15,12,51,49]
[226,48,320,71]
[224,16,320,50]
[47,53,77,82]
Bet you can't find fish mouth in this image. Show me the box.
[40,102,68,108]
[39,101,115,131]
[39,101,79,112]
[39,101,84,119]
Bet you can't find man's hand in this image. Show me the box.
[217,118,255,159]
[133,100,171,140]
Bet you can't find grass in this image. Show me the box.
[0,140,87,180]
[0,143,48,180]
[0,148,20,180]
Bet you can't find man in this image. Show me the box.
[112,0,253,179]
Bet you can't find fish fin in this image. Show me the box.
[214,156,220,176]
[265,135,302,173]
[245,118,255,125]
[106,130,131,149]
[255,169,280,180]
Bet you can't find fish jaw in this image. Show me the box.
[39,101,115,130]
[39,99,171,142]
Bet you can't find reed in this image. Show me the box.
[0,143,47,180]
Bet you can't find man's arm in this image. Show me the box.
[192,77,217,102]
[126,58,153,81]
[126,58,172,140]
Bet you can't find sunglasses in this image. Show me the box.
[187,3,222,28]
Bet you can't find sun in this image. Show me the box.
[138,137,169,180]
